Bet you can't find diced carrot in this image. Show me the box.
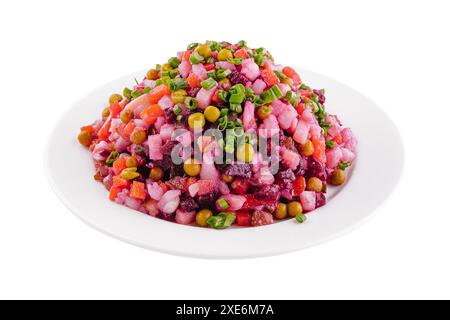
[81,125,94,134]
[293,176,306,196]
[97,118,112,141]
[140,104,164,125]
[148,85,170,104]
[181,50,192,62]
[110,101,123,117]
[295,103,305,115]
[109,186,122,201]
[112,175,129,188]
[158,181,169,193]
[282,66,302,85]
[130,181,146,200]
[212,90,221,104]
[312,136,327,164]
[234,48,249,59]
[299,89,312,98]
[187,73,200,88]
[204,64,215,71]
[123,121,136,138]
[332,133,343,145]
[261,64,280,86]
[113,158,127,175]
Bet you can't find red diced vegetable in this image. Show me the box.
[130,181,146,200]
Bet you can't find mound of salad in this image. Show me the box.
[77,41,357,229]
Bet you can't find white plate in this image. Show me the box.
[45,69,404,259]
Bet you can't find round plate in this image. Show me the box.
[45,69,404,259]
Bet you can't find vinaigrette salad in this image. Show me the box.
[77,41,357,228]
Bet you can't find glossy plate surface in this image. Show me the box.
[45,69,403,259]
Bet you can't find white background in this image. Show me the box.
[1,0,449,299]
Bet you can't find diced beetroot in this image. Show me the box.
[281,148,300,170]
[178,60,191,78]
[147,181,164,200]
[236,212,252,226]
[326,146,343,169]
[192,63,207,80]
[293,120,310,144]
[200,153,219,181]
[251,211,274,226]
[215,61,236,71]
[277,105,298,130]
[175,209,196,225]
[242,195,278,211]
[251,79,267,94]
[242,101,256,132]
[271,99,288,117]
[300,191,316,212]
[196,87,217,109]
[158,95,174,110]
[157,190,181,214]
[340,147,355,163]
[189,179,216,197]
[159,124,174,141]
[241,59,260,81]
[316,192,327,208]
[231,178,249,195]
[216,194,246,211]
[143,199,159,217]
[147,134,163,160]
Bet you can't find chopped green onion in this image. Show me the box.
[295,213,307,224]
[299,84,311,90]
[189,51,204,64]
[105,151,119,166]
[201,78,218,90]
[155,64,162,71]
[218,90,230,103]
[226,121,236,129]
[218,122,227,131]
[155,79,164,87]
[271,85,282,99]
[123,88,132,100]
[231,104,242,113]
[253,54,265,66]
[206,57,215,64]
[216,69,232,80]
[209,41,222,52]
[229,83,245,95]
[238,40,247,48]
[338,162,351,170]
[220,109,229,118]
[142,87,151,94]
[325,141,336,149]
[169,69,179,78]
[245,88,256,102]
[310,92,318,102]
[168,78,188,91]
[229,93,245,105]
[168,57,181,68]
[184,97,198,110]
[227,57,243,65]
[187,42,199,50]
[206,70,217,80]
[173,105,183,116]
[176,114,183,122]
[274,70,286,80]
[206,212,236,229]
[131,89,141,99]
[217,198,230,209]
[234,118,243,127]
[255,47,265,54]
